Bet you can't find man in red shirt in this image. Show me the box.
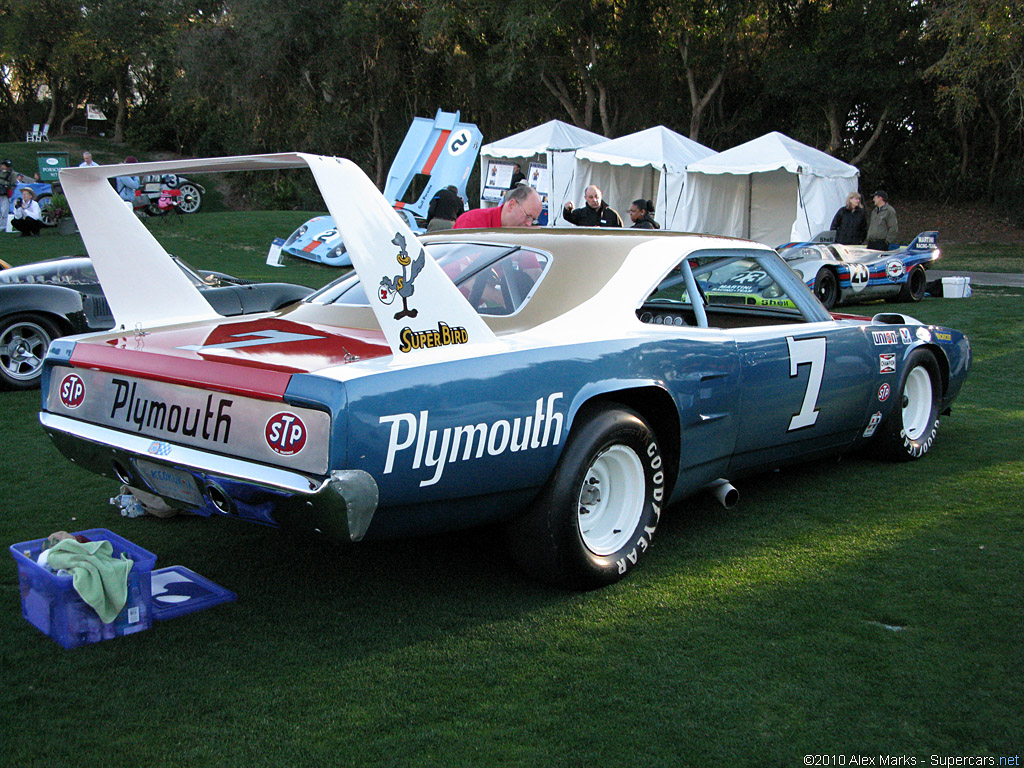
[454,185,543,229]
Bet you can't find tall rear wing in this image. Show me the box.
[59,153,496,360]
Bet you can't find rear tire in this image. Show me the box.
[875,348,941,461]
[0,314,59,389]
[507,405,665,589]
[898,266,927,302]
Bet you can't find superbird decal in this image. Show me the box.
[379,232,426,321]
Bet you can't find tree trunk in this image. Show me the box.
[824,103,843,155]
[983,97,1001,201]
[850,107,891,166]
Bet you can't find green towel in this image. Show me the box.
[44,539,134,624]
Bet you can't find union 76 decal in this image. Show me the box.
[786,336,826,431]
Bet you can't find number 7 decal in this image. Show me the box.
[787,336,826,431]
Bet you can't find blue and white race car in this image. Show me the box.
[42,155,970,590]
[778,232,940,310]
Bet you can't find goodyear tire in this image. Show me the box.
[875,348,941,461]
[898,266,927,302]
[507,405,664,590]
[814,269,839,310]
[0,314,59,389]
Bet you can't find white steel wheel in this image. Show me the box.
[577,444,645,556]
[901,365,933,441]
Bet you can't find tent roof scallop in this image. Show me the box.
[482,119,606,157]
[687,131,858,178]
[575,126,715,173]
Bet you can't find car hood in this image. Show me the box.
[60,315,391,400]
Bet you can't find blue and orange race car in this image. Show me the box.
[778,232,940,309]
[281,110,481,267]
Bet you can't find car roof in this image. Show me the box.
[418,228,737,334]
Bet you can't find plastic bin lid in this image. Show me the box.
[151,566,236,621]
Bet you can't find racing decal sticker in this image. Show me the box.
[916,327,932,342]
[786,336,826,431]
[886,260,906,281]
[878,383,891,402]
[872,330,900,345]
[59,373,86,409]
[447,128,473,156]
[900,328,913,344]
[265,412,307,456]
[849,263,869,292]
[147,441,173,457]
[399,323,469,354]
[879,353,897,374]
[935,331,953,343]
[380,392,564,487]
[863,411,883,437]
[378,232,426,321]
[178,329,327,353]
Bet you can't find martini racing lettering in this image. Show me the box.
[398,322,469,354]
[615,440,664,575]
[381,392,564,487]
[110,378,233,443]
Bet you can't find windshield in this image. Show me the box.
[0,258,97,285]
[308,241,550,317]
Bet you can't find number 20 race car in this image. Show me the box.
[41,155,970,589]
[778,232,941,310]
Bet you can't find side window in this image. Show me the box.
[640,250,808,328]
[461,249,547,315]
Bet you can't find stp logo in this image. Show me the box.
[878,383,891,402]
[59,373,86,409]
[265,412,307,456]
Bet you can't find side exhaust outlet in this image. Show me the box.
[707,478,738,509]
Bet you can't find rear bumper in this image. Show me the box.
[40,412,378,542]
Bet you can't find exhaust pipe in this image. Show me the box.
[707,478,738,509]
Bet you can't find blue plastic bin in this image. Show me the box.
[9,528,157,649]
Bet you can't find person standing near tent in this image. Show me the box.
[454,184,543,229]
[867,191,898,250]
[830,192,867,245]
[628,199,660,230]
[562,185,622,227]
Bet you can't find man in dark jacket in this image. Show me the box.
[426,185,465,231]
[562,185,622,227]
[867,190,899,250]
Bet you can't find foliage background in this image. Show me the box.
[1,0,1022,219]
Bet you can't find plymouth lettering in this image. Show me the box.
[109,378,233,444]
[380,392,564,487]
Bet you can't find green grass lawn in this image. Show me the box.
[1,211,1022,766]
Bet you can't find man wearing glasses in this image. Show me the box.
[454,184,543,229]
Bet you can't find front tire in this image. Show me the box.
[814,269,839,310]
[0,314,59,389]
[507,405,665,589]
[875,348,942,461]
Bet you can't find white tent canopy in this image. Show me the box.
[679,131,859,246]
[571,126,716,229]
[479,120,606,226]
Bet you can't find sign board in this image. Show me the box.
[37,152,69,183]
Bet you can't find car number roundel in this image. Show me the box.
[59,373,86,409]
[265,412,308,456]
